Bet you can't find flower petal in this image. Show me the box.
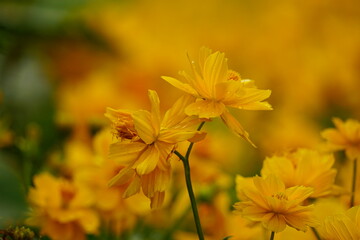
[161,76,198,96]
[123,175,141,198]
[158,129,197,144]
[263,214,287,232]
[108,167,135,187]
[109,141,146,165]
[132,110,156,144]
[220,110,255,147]
[162,95,196,129]
[150,191,165,209]
[133,145,159,175]
[203,51,228,97]
[148,90,161,135]
[185,99,225,118]
[142,168,171,197]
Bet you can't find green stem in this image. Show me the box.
[350,159,357,207]
[270,231,275,240]
[311,227,321,240]
[174,121,205,240]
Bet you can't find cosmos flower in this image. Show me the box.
[261,148,337,198]
[234,175,317,233]
[105,90,203,208]
[162,47,272,146]
[27,173,99,240]
[322,118,360,161]
[319,206,360,240]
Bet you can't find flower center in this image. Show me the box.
[272,192,288,201]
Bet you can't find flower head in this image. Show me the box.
[27,173,99,240]
[234,175,317,233]
[105,90,203,208]
[261,149,337,198]
[321,118,360,161]
[162,47,272,146]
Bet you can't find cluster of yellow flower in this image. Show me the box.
[25,48,360,240]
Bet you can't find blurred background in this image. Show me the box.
[1,0,360,239]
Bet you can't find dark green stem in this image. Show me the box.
[270,231,275,240]
[311,227,321,240]
[350,159,357,207]
[174,121,205,240]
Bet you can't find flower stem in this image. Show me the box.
[174,121,205,240]
[350,159,357,207]
[270,231,275,240]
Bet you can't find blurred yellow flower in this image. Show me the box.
[234,175,316,233]
[162,47,272,146]
[322,118,360,161]
[27,173,99,240]
[319,206,360,240]
[261,148,337,198]
[105,90,202,208]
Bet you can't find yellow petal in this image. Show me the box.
[150,191,165,209]
[162,95,196,129]
[161,76,198,96]
[185,99,225,118]
[253,175,285,196]
[155,141,173,171]
[198,46,213,72]
[215,80,244,103]
[188,131,207,143]
[142,168,171,197]
[285,186,313,205]
[264,214,287,232]
[77,210,99,233]
[123,175,141,198]
[203,51,228,97]
[104,107,133,123]
[132,110,156,144]
[238,101,273,110]
[108,168,135,187]
[133,145,159,175]
[220,110,255,147]
[158,129,197,144]
[229,88,272,109]
[321,129,347,146]
[109,141,146,165]
[148,90,161,135]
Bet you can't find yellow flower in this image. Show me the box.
[27,173,99,240]
[234,175,317,233]
[322,118,360,161]
[319,206,360,240]
[105,90,202,208]
[261,148,337,198]
[162,47,272,145]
